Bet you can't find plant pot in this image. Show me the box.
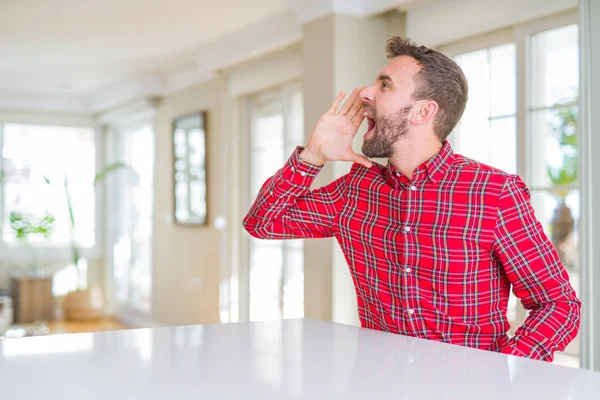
[63,286,105,321]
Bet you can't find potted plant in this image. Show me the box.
[547,105,578,270]
[6,210,57,323]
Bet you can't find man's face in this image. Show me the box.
[360,55,421,158]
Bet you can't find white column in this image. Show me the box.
[578,0,600,371]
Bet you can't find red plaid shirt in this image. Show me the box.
[243,141,581,361]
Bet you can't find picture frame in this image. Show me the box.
[172,111,208,226]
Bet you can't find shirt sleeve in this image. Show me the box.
[243,146,349,239]
[492,175,581,361]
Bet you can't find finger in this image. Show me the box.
[347,96,364,121]
[351,112,366,130]
[350,152,373,169]
[328,91,346,114]
[338,87,361,116]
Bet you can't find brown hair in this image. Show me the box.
[386,37,468,142]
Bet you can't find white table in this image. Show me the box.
[0,318,598,399]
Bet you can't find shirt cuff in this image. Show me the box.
[499,333,553,361]
[279,146,323,188]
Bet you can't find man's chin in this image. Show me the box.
[362,141,393,159]
[362,147,386,159]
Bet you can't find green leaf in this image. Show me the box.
[93,162,130,185]
[64,180,76,228]
[8,210,56,243]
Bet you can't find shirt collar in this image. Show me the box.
[386,140,455,184]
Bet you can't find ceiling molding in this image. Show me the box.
[0,89,87,115]
[361,0,423,16]
[288,0,356,25]
[0,111,96,127]
[83,74,164,115]
[163,67,218,95]
[96,97,161,127]
[288,0,418,25]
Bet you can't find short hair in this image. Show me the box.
[386,37,468,141]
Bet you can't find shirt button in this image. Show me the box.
[406,267,411,273]
[395,171,401,176]
[410,185,417,191]
[404,226,411,232]
[408,309,415,315]
[269,191,274,196]
[291,166,295,171]
[300,171,306,177]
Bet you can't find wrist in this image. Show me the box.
[299,146,325,167]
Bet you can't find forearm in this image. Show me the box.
[501,295,581,361]
[493,176,582,361]
[243,146,343,239]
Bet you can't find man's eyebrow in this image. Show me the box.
[377,74,394,85]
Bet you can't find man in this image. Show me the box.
[243,37,581,362]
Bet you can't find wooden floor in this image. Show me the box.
[46,318,127,334]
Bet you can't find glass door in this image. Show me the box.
[106,123,155,318]
[246,82,305,321]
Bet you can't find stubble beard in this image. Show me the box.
[362,105,412,159]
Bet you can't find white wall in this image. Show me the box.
[150,43,306,326]
[152,77,226,326]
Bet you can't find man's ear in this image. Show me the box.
[412,100,438,125]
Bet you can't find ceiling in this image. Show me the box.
[0,0,288,95]
[0,0,428,114]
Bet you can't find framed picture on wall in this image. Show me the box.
[172,111,208,226]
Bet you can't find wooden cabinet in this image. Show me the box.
[10,276,54,323]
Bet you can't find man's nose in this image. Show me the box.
[360,85,374,103]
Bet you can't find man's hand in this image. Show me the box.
[300,88,372,168]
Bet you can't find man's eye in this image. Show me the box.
[381,82,389,89]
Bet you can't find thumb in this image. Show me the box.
[350,152,373,169]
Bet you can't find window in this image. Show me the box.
[453,43,517,174]
[442,13,580,368]
[173,113,207,225]
[106,124,154,313]
[246,82,304,321]
[0,124,96,248]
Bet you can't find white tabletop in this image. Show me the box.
[0,318,598,399]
